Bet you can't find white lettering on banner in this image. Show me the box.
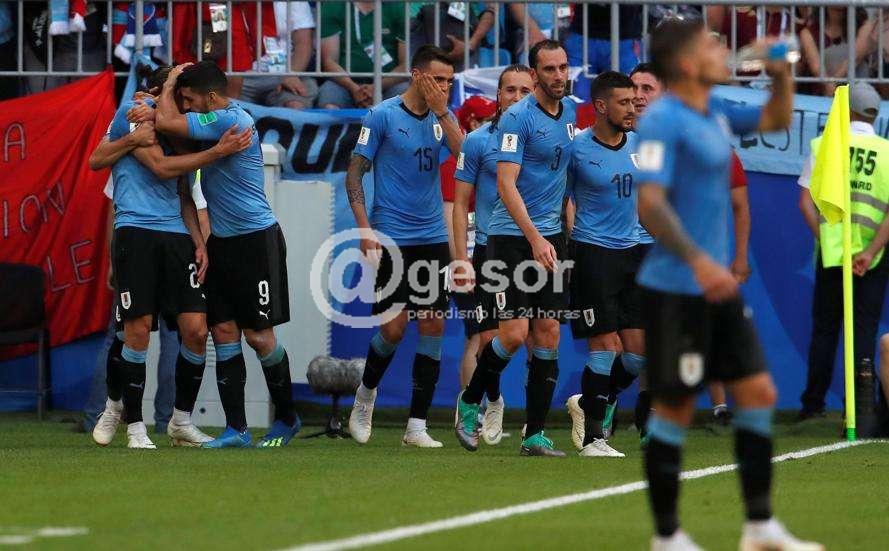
[4,122,26,162]
[2,182,67,239]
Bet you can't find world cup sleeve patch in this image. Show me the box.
[456,152,465,170]
[501,133,518,153]
[638,140,665,171]
[357,126,371,146]
[197,112,218,126]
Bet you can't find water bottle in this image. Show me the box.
[856,357,878,438]
[731,35,801,73]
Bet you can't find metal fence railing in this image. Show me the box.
[2,0,888,102]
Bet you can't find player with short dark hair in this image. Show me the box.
[452,64,535,446]
[155,61,301,449]
[455,40,575,457]
[563,71,642,459]
[345,45,464,448]
[636,19,819,550]
[88,66,252,449]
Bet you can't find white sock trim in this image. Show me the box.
[406,417,426,433]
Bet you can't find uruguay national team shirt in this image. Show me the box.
[185,103,276,238]
[353,96,453,246]
[454,121,499,246]
[489,94,576,237]
[108,102,187,234]
[635,94,762,295]
[568,129,641,249]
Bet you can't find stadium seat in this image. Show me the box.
[0,263,50,420]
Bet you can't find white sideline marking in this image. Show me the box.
[0,526,89,546]
[285,439,882,551]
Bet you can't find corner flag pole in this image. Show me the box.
[842,174,857,441]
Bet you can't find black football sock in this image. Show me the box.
[525,347,559,439]
[608,354,637,402]
[464,337,512,404]
[645,414,687,537]
[361,332,397,389]
[120,345,148,424]
[579,350,615,445]
[106,335,125,402]
[259,344,296,426]
[174,344,206,414]
[636,390,653,434]
[733,408,774,521]
[214,342,247,432]
[408,336,442,420]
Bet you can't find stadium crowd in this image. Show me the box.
[2,2,889,102]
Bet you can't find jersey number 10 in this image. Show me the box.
[612,173,633,199]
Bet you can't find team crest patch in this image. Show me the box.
[456,152,465,170]
[678,352,704,386]
[120,291,132,310]
[357,126,371,146]
[638,140,665,171]
[197,112,218,126]
[566,123,576,140]
[433,123,443,141]
[583,308,595,327]
[495,292,507,310]
[630,153,640,169]
[501,133,518,153]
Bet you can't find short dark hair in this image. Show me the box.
[629,62,660,81]
[146,66,172,91]
[589,71,635,102]
[650,18,706,83]
[497,64,532,89]
[528,39,564,70]
[411,45,455,70]
[175,60,228,94]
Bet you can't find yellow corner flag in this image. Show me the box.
[809,85,851,223]
[809,85,856,441]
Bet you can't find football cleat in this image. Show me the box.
[579,438,625,458]
[92,398,123,446]
[454,393,480,452]
[201,426,253,449]
[256,417,302,448]
[126,422,157,450]
[402,429,444,448]
[565,394,585,450]
[349,388,377,444]
[520,431,566,457]
[651,530,703,551]
[167,421,213,447]
[739,518,824,551]
[481,396,505,445]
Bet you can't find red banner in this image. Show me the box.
[1,70,116,353]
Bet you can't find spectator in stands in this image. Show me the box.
[171,1,277,99]
[706,6,799,48]
[511,3,570,60]
[21,1,106,94]
[239,1,318,109]
[318,1,407,109]
[563,3,642,102]
[0,1,18,99]
[799,7,872,95]
[410,3,494,72]
[849,8,889,98]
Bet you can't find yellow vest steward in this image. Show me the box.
[811,132,889,269]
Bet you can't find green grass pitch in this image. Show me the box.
[1,413,887,550]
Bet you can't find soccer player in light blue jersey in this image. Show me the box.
[452,64,536,446]
[455,40,576,457]
[345,46,465,448]
[88,66,251,450]
[635,19,820,551]
[156,61,302,449]
[563,71,643,459]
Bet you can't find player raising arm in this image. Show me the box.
[634,19,820,551]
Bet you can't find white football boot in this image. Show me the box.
[565,394,585,450]
[402,429,444,448]
[92,398,123,446]
[481,396,505,445]
[167,410,214,447]
[739,518,824,551]
[349,385,377,444]
[126,422,157,449]
[651,530,704,551]
[579,438,626,458]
